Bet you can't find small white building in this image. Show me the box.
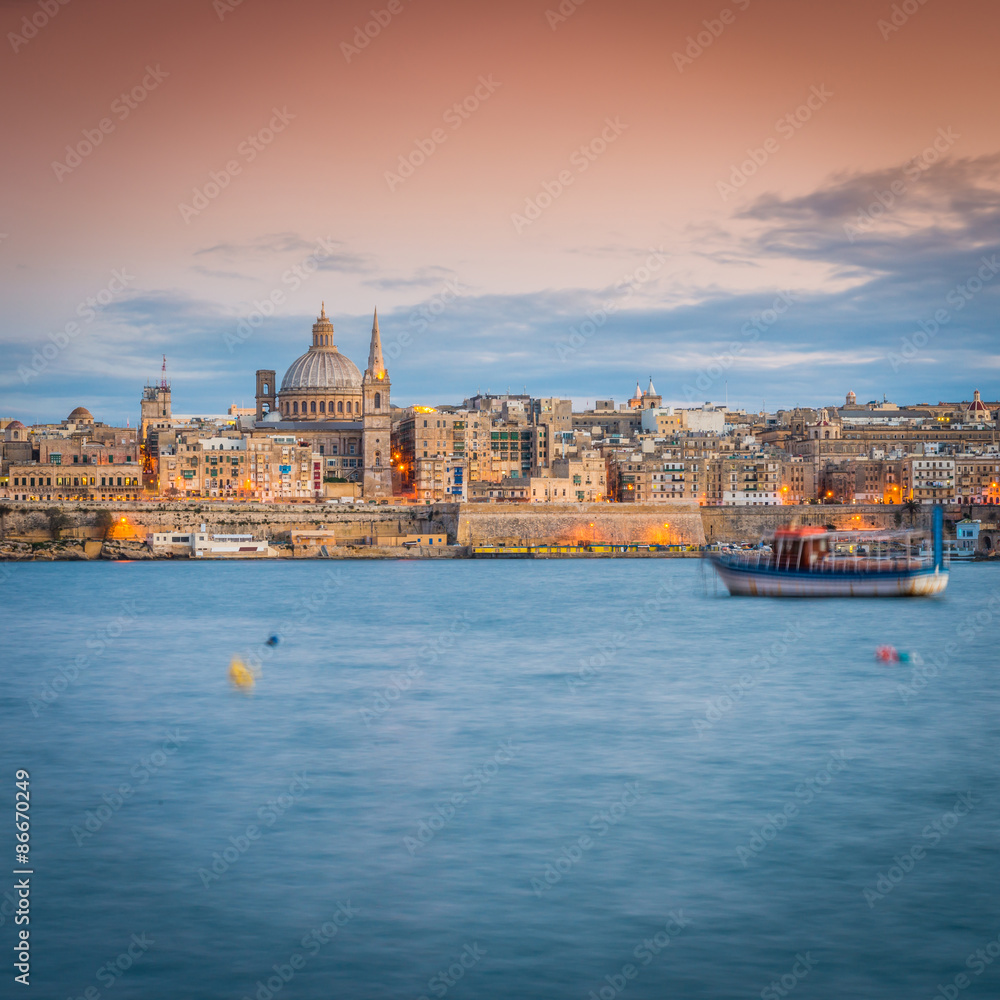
[953,519,980,560]
[150,526,275,558]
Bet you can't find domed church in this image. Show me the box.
[250,304,392,497]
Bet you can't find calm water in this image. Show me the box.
[2,559,999,999]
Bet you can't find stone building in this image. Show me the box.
[245,305,392,498]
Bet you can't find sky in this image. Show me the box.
[1,0,998,422]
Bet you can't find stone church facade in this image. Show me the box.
[245,305,392,497]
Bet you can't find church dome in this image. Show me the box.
[280,350,362,391]
[968,390,989,413]
[68,406,94,422]
[279,305,362,392]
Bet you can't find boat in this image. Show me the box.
[707,506,949,598]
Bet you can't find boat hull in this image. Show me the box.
[709,558,949,598]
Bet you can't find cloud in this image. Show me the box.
[194,233,373,273]
[362,265,457,290]
[5,154,999,422]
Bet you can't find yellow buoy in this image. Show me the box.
[228,657,255,689]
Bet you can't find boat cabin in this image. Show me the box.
[773,526,831,571]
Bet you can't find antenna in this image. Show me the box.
[160,355,169,390]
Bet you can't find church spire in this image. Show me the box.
[367,308,386,379]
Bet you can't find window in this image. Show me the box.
[374,392,381,409]
[338,401,344,413]
[73,455,79,464]
[349,443,356,455]
[311,401,317,413]
[319,401,325,413]
[293,402,299,414]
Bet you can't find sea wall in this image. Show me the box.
[0,502,455,544]
[1,500,994,558]
[454,501,706,547]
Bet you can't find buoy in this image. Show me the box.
[265,634,280,647]
[875,645,917,664]
[229,657,255,689]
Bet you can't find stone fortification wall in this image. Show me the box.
[455,501,706,547]
[2,500,991,556]
[699,503,955,544]
[0,502,454,544]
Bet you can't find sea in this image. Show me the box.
[1,559,998,1000]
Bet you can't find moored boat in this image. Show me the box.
[708,507,949,598]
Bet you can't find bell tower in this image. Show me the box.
[255,369,277,420]
[362,308,392,498]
